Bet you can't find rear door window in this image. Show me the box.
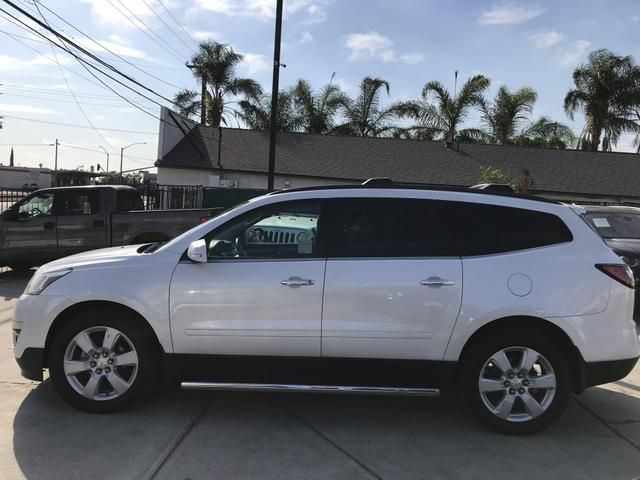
[55,190,100,216]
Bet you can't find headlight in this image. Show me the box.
[24,269,72,295]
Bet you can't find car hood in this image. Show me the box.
[604,238,640,258]
[39,244,148,272]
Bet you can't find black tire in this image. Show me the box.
[461,328,571,434]
[48,309,157,413]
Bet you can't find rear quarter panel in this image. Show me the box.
[444,205,630,361]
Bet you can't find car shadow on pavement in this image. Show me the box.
[10,380,640,480]
[0,269,33,301]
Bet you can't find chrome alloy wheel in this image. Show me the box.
[63,326,139,401]
[478,346,556,423]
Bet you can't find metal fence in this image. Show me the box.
[135,184,204,210]
[0,188,31,213]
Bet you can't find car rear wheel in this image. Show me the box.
[48,310,156,413]
[462,329,570,434]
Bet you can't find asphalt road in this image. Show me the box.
[1,268,640,480]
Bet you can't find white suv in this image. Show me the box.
[12,182,640,434]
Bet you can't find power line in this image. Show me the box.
[0,6,172,120]
[140,0,194,53]
[0,1,176,106]
[2,92,157,108]
[33,0,114,149]
[156,0,199,48]
[103,0,186,63]
[59,143,154,166]
[2,85,158,103]
[1,115,158,134]
[32,0,185,90]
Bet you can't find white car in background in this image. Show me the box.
[12,180,640,434]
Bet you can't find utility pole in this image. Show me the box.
[267,0,284,192]
[99,145,110,174]
[54,138,59,187]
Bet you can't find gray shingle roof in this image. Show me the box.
[156,126,640,198]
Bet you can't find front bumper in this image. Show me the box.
[15,348,44,381]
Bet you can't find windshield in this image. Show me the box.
[585,213,640,239]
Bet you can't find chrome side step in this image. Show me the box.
[181,382,440,397]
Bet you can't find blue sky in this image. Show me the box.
[1,0,639,173]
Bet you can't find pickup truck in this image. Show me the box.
[0,185,219,269]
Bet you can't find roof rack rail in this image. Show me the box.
[362,177,394,187]
[469,183,515,193]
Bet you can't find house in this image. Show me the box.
[155,108,640,205]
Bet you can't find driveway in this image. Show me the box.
[1,269,639,479]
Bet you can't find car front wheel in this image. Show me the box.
[48,311,156,412]
[462,329,571,434]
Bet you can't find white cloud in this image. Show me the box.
[479,4,545,25]
[345,32,393,60]
[529,31,564,48]
[195,0,329,23]
[241,53,269,74]
[0,54,73,72]
[191,30,220,41]
[399,52,425,65]
[81,0,156,27]
[559,39,591,66]
[300,31,314,43]
[344,32,424,64]
[0,103,56,115]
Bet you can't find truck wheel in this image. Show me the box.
[48,309,157,413]
[461,329,570,434]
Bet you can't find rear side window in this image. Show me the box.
[116,190,144,211]
[56,190,99,216]
[325,198,572,258]
[452,202,573,255]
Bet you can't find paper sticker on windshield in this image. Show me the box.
[592,218,610,228]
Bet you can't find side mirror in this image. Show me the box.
[187,239,208,263]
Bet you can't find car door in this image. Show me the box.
[0,190,57,266]
[55,189,107,257]
[321,197,463,361]
[169,199,326,357]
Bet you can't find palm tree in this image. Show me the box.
[403,75,490,142]
[480,86,537,144]
[480,86,576,148]
[172,89,200,118]
[564,49,640,151]
[291,75,346,134]
[237,89,304,132]
[334,77,407,137]
[173,40,262,127]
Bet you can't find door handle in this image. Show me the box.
[420,276,455,287]
[43,222,55,230]
[281,276,315,287]
[93,220,105,228]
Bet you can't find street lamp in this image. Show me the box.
[120,142,146,183]
[98,145,109,175]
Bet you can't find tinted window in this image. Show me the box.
[56,191,99,216]
[325,198,572,258]
[585,213,640,239]
[117,190,144,211]
[205,201,322,260]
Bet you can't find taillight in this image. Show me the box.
[596,264,635,289]
[199,216,210,224]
